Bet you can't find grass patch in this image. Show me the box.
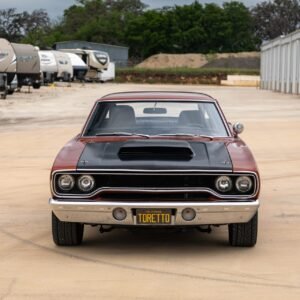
[117,67,260,76]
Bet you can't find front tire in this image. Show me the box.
[52,212,84,246]
[228,212,258,247]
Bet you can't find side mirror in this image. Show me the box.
[233,122,244,136]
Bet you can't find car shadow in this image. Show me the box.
[80,225,233,256]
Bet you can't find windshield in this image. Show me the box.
[83,101,229,137]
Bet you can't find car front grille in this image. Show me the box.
[53,172,258,199]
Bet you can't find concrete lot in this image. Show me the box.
[0,83,299,299]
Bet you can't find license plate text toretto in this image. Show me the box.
[136,209,172,224]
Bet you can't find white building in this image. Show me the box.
[261,29,300,94]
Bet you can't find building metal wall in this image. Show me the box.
[261,30,300,94]
[54,41,129,67]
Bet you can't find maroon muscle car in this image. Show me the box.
[50,91,260,247]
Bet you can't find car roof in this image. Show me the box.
[98,91,217,102]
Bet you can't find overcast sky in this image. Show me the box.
[0,0,264,18]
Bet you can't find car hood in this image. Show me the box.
[76,140,232,171]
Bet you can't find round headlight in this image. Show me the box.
[236,176,252,193]
[58,174,75,191]
[215,176,232,193]
[78,175,95,192]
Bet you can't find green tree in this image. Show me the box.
[9,0,260,56]
[222,1,257,52]
[0,8,51,45]
[252,0,300,42]
[170,2,206,53]
[201,3,228,52]
[0,8,24,41]
[126,1,256,58]
[59,0,146,45]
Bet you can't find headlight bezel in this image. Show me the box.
[57,174,75,191]
[235,176,253,193]
[215,175,233,193]
[77,175,95,192]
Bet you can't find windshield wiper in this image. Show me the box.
[196,134,214,140]
[95,132,212,140]
[95,132,150,138]
[157,133,213,140]
[157,133,196,137]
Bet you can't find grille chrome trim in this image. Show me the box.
[51,170,259,200]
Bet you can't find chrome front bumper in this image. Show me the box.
[50,199,259,226]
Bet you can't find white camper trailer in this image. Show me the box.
[11,42,41,89]
[38,51,58,83]
[59,49,110,81]
[65,52,88,81]
[98,62,115,82]
[51,51,73,81]
[0,38,17,97]
[0,38,41,96]
[0,38,16,83]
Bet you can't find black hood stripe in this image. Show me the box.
[77,140,232,171]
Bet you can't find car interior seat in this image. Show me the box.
[109,105,136,128]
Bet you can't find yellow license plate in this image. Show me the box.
[136,209,172,225]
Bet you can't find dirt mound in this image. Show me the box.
[136,52,260,69]
[136,53,208,69]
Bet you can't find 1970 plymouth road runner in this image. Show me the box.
[50,91,260,247]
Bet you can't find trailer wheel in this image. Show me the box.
[32,82,41,89]
[1,91,7,99]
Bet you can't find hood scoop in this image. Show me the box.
[118,140,194,161]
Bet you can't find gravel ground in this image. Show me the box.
[0,83,299,299]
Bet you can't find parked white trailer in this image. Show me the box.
[11,42,41,89]
[0,38,16,98]
[39,51,58,83]
[0,38,41,96]
[98,62,115,82]
[65,52,88,81]
[59,49,110,81]
[52,51,73,81]
[261,29,300,94]
[0,38,16,83]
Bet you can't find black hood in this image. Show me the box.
[77,140,232,171]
